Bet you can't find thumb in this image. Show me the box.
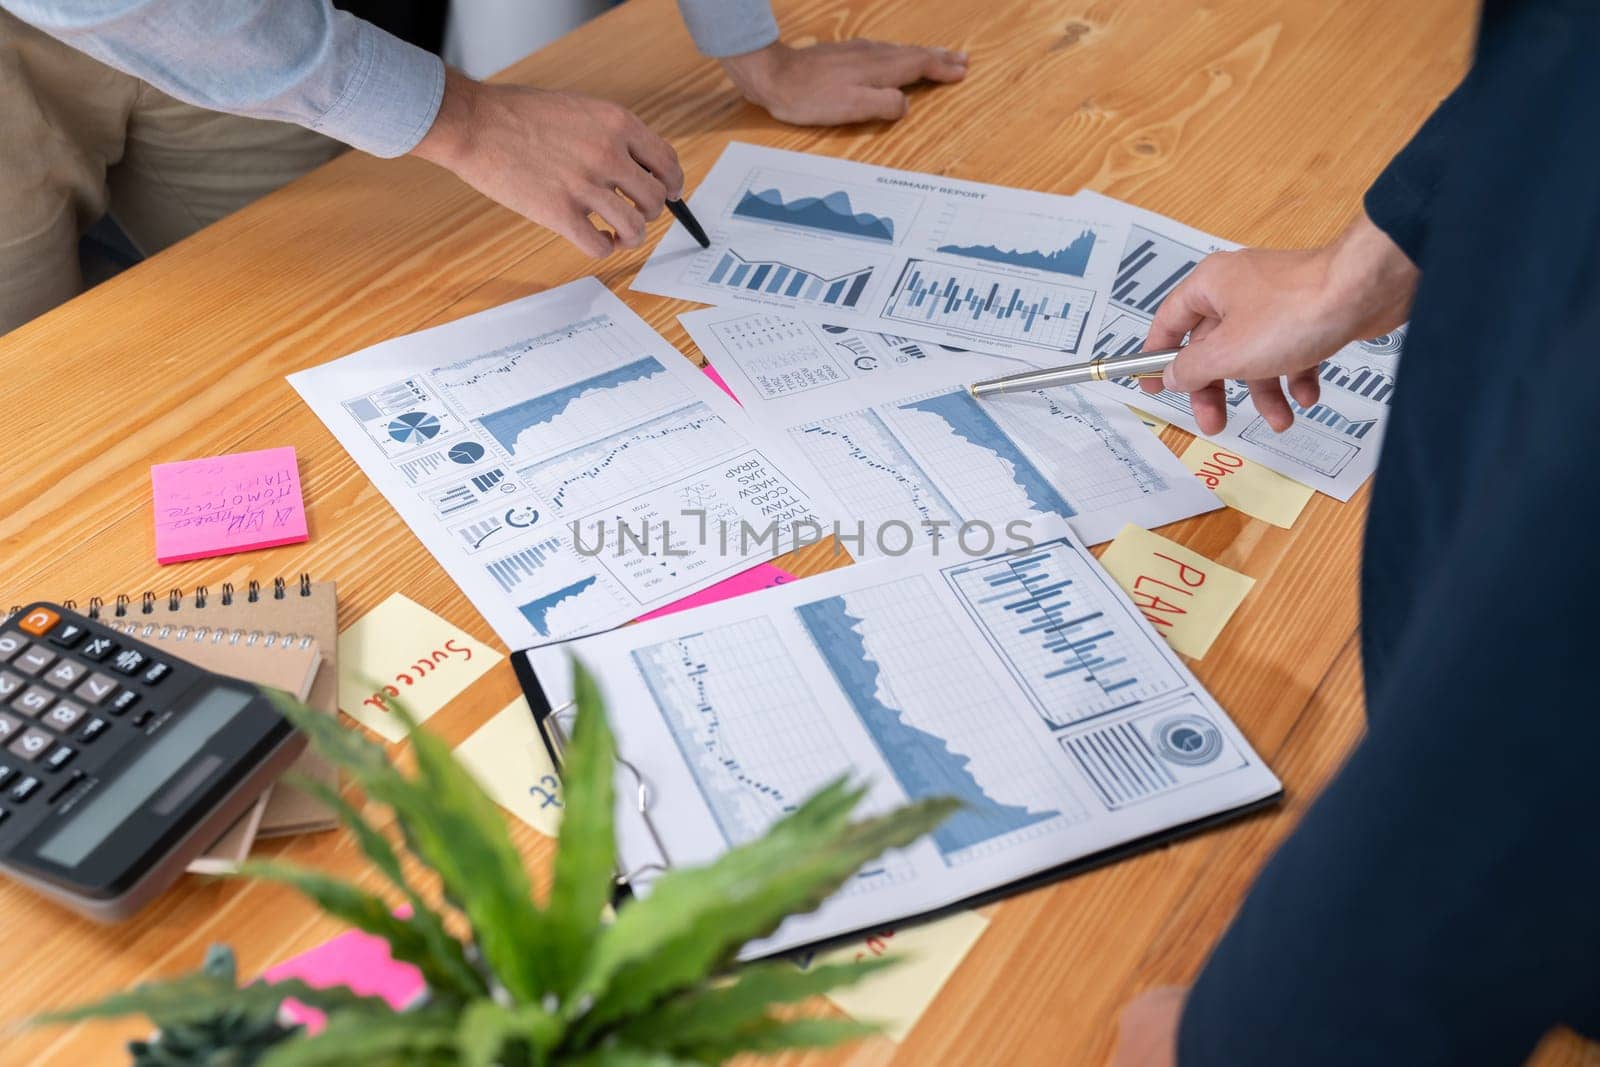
[845,86,910,122]
[1161,332,1231,393]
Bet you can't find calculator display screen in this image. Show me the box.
[35,689,253,868]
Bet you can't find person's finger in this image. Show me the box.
[1160,332,1231,393]
[545,202,613,258]
[1143,273,1212,351]
[583,187,647,248]
[1247,378,1295,431]
[864,44,964,88]
[915,46,969,84]
[615,163,668,222]
[626,128,684,199]
[1287,367,1322,409]
[1189,382,1229,436]
[840,85,910,122]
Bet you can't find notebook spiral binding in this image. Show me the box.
[6,573,318,651]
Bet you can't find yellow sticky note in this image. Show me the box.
[454,697,563,836]
[337,593,501,742]
[1181,439,1313,528]
[1127,404,1169,434]
[802,911,989,1042]
[1098,524,1255,658]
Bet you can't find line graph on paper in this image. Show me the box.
[517,403,746,517]
[943,542,1183,728]
[791,410,962,531]
[886,389,1076,522]
[632,619,913,891]
[795,577,1084,866]
[429,317,694,461]
[983,388,1170,512]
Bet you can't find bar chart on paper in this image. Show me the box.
[884,260,1093,353]
[795,579,1080,863]
[706,250,875,309]
[943,542,1183,728]
[1112,225,1203,316]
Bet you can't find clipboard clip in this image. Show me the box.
[540,699,673,891]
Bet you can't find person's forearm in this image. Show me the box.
[0,0,443,157]
[674,0,778,58]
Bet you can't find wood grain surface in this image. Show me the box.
[2,0,1590,1063]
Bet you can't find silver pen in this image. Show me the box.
[969,347,1183,399]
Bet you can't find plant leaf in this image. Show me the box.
[395,700,554,1003]
[239,861,477,1001]
[542,658,617,995]
[572,781,958,1037]
[264,690,554,1002]
[35,974,388,1029]
[615,958,895,1051]
[456,999,562,1067]
[284,775,485,1001]
[258,1007,458,1067]
[681,1016,880,1061]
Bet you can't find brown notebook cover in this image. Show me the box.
[66,577,340,836]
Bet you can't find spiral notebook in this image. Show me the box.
[9,576,341,837]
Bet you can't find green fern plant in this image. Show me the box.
[39,659,957,1065]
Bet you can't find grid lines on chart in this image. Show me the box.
[987,388,1169,513]
[799,577,1085,866]
[632,619,914,890]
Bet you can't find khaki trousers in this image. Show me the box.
[0,11,345,335]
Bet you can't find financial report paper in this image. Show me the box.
[524,534,1281,956]
[680,307,1221,550]
[634,143,1128,361]
[288,279,830,646]
[1074,191,1403,500]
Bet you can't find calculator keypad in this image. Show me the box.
[9,727,53,761]
[14,685,54,717]
[14,646,55,676]
[0,602,236,877]
[46,660,86,688]
[74,673,118,705]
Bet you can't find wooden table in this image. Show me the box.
[2,0,1589,1063]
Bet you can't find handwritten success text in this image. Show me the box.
[361,638,477,713]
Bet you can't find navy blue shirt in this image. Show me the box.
[1180,1,1600,1063]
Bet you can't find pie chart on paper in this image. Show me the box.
[448,441,486,464]
[388,411,442,443]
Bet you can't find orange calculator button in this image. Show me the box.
[18,608,60,636]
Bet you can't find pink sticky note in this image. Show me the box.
[635,562,795,622]
[150,446,308,564]
[263,924,426,1033]
[702,362,741,404]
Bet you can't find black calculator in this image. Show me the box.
[0,603,305,921]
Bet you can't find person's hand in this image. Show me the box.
[411,70,683,257]
[1142,212,1419,435]
[1107,986,1185,1067]
[721,40,968,125]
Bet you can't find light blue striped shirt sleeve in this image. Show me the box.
[676,0,778,58]
[0,0,445,158]
[1,0,780,157]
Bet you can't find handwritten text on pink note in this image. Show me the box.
[150,445,308,564]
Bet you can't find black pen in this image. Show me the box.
[665,198,711,248]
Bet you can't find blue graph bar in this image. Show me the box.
[884,259,1090,352]
[704,249,871,309]
[796,594,1056,857]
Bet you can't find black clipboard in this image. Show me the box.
[512,647,1284,957]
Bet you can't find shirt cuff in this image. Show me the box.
[676,0,780,58]
[313,12,445,158]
